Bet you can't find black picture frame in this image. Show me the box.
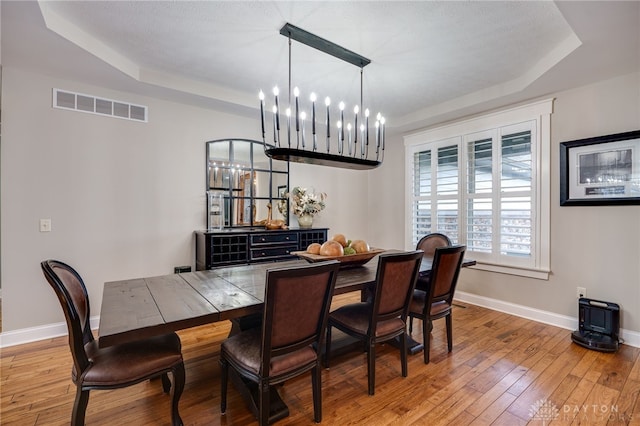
[560,130,640,206]
[277,185,287,198]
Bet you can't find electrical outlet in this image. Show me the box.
[40,218,52,232]
[577,287,587,298]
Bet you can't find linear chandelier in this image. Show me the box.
[258,23,385,170]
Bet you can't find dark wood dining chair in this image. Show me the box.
[410,232,452,331]
[408,245,466,364]
[324,251,423,395]
[416,232,452,258]
[415,233,451,285]
[40,260,185,426]
[220,260,340,425]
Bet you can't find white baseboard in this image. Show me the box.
[0,316,99,348]
[455,291,640,348]
[2,296,639,349]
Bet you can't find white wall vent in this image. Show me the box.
[52,88,148,122]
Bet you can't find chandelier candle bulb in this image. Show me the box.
[325,97,331,152]
[339,102,345,143]
[300,111,307,149]
[365,108,370,148]
[259,90,265,140]
[286,108,292,148]
[310,93,317,135]
[380,116,386,151]
[353,105,359,145]
[273,87,280,132]
[310,93,317,151]
[272,105,278,146]
[294,87,300,132]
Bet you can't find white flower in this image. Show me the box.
[288,187,326,217]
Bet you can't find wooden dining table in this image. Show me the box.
[98,251,475,422]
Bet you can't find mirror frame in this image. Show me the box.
[206,139,289,228]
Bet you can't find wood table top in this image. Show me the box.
[98,252,475,348]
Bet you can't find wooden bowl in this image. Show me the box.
[291,248,385,268]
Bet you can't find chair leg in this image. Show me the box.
[409,316,413,334]
[311,364,322,423]
[259,380,270,426]
[220,358,228,414]
[72,387,90,426]
[446,313,453,353]
[324,325,332,368]
[400,332,408,378]
[423,318,431,364]
[171,363,185,426]
[161,372,171,393]
[367,340,376,396]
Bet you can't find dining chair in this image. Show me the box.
[324,250,423,396]
[410,232,452,331]
[408,245,466,364]
[220,260,340,425]
[415,232,452,258]
[40,260,185,426]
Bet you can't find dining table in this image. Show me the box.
[98,250,475,422]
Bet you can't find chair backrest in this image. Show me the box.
[370,251,423,330]
[41,260,94,378]
[428,245,467,306]
[260,260,340,374]
[416,233,451,258]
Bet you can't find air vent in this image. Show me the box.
[53,88,148,122]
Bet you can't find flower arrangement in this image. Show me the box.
[276,197,288,218]
[288,186,327,217]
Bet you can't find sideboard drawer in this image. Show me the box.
[250,244,298,261]
[251,232,298,246]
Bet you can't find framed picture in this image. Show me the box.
[277,185,287,198]
[560,130,640,206]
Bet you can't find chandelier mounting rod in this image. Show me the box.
[279,23,371,68]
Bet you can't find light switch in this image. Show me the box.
[40,218,52,232]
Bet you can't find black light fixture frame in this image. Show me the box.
[263,23,383,170]
[279,23,371,68]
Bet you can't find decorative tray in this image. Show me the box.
[291,248,386,268]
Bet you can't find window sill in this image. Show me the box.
[468,262,550,280]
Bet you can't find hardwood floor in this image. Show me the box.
[2,293,640,425]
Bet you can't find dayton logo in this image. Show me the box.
[529,398,559,425]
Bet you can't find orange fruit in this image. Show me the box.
[332,233,348,247]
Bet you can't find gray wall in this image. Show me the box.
[1,66,639,341]
[0,67,370,333]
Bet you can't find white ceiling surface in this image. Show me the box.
[2,1,639,132]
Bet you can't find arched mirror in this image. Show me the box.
[206,139,289,228]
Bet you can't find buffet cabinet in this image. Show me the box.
[195,228,328,270]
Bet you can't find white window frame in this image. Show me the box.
[404,99,553,279]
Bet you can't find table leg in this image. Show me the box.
[228,316,290,423]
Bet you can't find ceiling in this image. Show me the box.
[2,1,639,133]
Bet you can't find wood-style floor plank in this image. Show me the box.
[2,295,639,425]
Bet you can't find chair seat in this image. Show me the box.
[415,276,431,292]
[410,290,451,317]
[78,333,183,387]
[222,328,318,377]
[330,302,406,338]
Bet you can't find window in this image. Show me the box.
[405,99,553,279]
